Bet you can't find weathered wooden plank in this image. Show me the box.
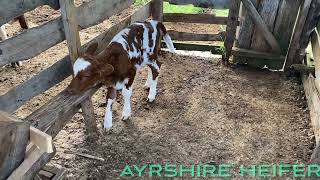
[163,0,230,9]
[295,0,320,66]
[152,0,163,21]
[0,57,72,112]
[236,0,259,49]
[0,0,134,66]
[30,127,53,153]
[273,0,301,53]
[0,112,29,180]
[25,1,151,134]
[223,0,241,64]
[7,146,56,180]
[284,0,312,70]
[168,30,225,41]
[163,13,229,24]
[231,47,285,60]
[311,29,320,79]
[241,0,281,53]
[303,74,320,143]
[0,0,60,26]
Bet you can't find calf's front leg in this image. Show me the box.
[122,70,136,121]
[104,87,116,129]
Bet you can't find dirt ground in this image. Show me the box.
[0,3,315,180]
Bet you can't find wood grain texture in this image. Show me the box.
[232,47,285,60]
[0,0,60,26]
[236,0,259,49]
[242,0,281,53]
[30,127,53,153]
[273,0,301,53]
[168,30,225,41]
[163,0,230,9]
[0,0,134,66]
[223,0,241,63]
[152,0,163,21]
[284,0,312,70]
[311,29,320,79]
[0,112,29,180]
[163,13,229,24]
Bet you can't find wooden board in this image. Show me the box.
[163,13,229,25]
[7,146,55,180]
[162,41,224,54]
[243,0,281,53]
[284,0,312,70]
[152,0,163,21]
[311,29,320,79]
[30,127,53,153]
[273,0,301,53]
[223,0,241,63]
[164,0,230,9]
[0,112,29,180]
[24,1,151,135]
[231,47,285,60]
[236,0,259,49]
[168,30,225,41]
[0,57,72,112]
[0,0,134,66]
[0,0,59,26]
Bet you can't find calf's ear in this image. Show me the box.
[100,64,114,76]
[85,42,98,55]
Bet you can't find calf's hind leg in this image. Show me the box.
[147,60,161,103]
[122,70,136,121]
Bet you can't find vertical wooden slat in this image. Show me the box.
[223,0,241,64]
[152,0,163,21]
[0,112,29,179]
[59,0,97,133]
[311,29,320,79]
[284,0,312,70]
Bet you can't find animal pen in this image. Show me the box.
[0,0,320,179]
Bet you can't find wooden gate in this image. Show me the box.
[224,0,316,70]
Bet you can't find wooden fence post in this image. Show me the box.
[152,0,163,21]
[59,0,97,134]
[223,0,241,64]
[0,112,29,179]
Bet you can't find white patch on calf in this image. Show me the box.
[73,58,91,76]
[110,28,130,50]
[122,86,132,120]
[148,78,158,103]
[104,99,114,129]
[144,68,153,89]
[115,78,129,90]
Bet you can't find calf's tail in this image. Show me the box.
[158,22,176,53]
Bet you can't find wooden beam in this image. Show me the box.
[293,0,320,65]
[168,30,225,41]
[30,127,53,153]
[0,0,134,66]
[311,29,320,79]
[7,146,55,180]
[231,47,285,60]
[302,74,320,143]
[152,0,163,21]
[290,64,315,74]
[60,0,97,134]
[284,0,312,70]
[163,13,229,25]
[223,0,241,64]
[0,0,59,26]
[163,0,230,9]
[0,57,72,112]
[24,1,151,135]
[0,112,29,180]
[241,0,281,53]
[16,15,29,29]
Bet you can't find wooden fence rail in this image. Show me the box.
[163,13,229,24]
[163,0,230,9]
[0,0,134,66]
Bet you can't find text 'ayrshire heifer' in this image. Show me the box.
[67,20,175,129]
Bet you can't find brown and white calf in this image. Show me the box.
[67,20,175,129]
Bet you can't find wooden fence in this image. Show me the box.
[0,0,156,178]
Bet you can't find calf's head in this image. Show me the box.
[67,43,114,94]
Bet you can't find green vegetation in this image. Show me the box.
[134,0,229,16]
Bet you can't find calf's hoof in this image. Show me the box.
[121,115,130,121]
[103,122,112,129]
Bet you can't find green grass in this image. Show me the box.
[134,0,229,16]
